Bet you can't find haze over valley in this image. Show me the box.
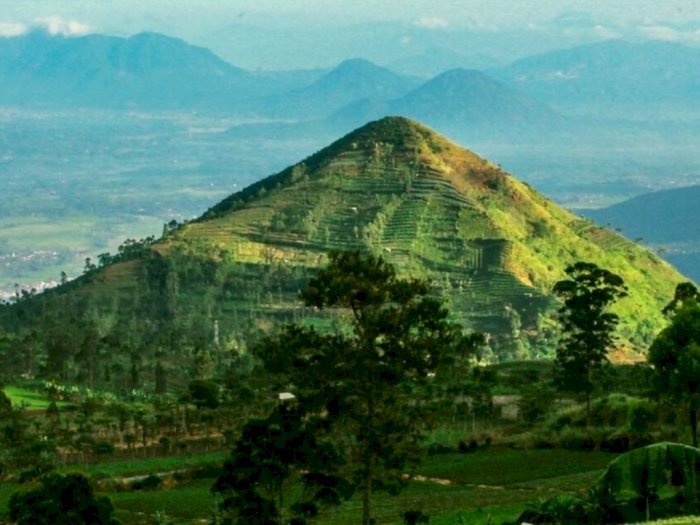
[2,22,700,295]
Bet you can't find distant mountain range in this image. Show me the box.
[0,31,337,110]
[490,40,700,117]
[0,31,247,108]
[581,186,700,283]
[3,30,698,123]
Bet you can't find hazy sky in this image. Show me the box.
[2,1,700,68]
[2,0,700,30]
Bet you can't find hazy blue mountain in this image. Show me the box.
[392,69,561,131]
[0,30,329,110]
[490,40,700,118]
[254,58,420,119]
[581,186,700,282]
[0,30,255,109]
[327,68,564,141]
[386,47,502,77]
[583,186,700,244]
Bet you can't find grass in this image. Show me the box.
[0,482,20,514]
[110,479,217,524]
[84,447,612,525]
[635,516,700,525]
[415,449,616,486]
[0,447,626,525]
[105,474,530,525]
[4,386,64,409]
[59,451,228,479]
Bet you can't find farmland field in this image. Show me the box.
[0,448,616,525]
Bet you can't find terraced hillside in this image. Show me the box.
[0,117,687,382]
[168,118,682,346]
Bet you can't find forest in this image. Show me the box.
[2,249,700,525]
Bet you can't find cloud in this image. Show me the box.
[590,24,622,39]
[414,16,449,30]
[637,24,700,43]
[0,22,28,37]
[35,16,92,36]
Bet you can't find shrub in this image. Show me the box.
[600,433,630,453]
[9,473,117,525]
[187,380,220,409]
[630,402,657,433]
[93,441,114,455]
[559,427,596,451]
[427,443,453,456]
[131,474,162,491]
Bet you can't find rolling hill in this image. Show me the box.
[0,117,686,389]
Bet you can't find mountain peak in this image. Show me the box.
[204,117,499,220]
[305,115,488,176]
[183,117,684,356]
[334,57,381,71]
[335,115,435,146]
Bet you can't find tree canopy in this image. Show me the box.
[8,473,117,525]
[553,261,627,426]
[217,250,481,525]
[649,295,700,446]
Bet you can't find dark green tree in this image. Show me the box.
[662,281,699,317]
[8,473,117,525]
[648,298,700,446]
[258,250,480,525]
[212,403,351,525]
[187,379,220,409]
[553,262,628,427]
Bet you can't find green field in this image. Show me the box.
[3,386,65,409]
[25,448,614,525]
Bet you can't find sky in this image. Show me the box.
[1,1,700,69]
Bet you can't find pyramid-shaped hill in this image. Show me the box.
[3,117,686,364]
[152,118,681,346]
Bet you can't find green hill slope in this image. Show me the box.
[0,117,686,389]
[184,117,681,343]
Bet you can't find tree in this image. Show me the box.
[553,262,628,427]
[257,250,479,525]
[662,281,699,317]
[8,473,117,525]
[212,403,351,525]
[187,379,220,409]
[648,298,700,446]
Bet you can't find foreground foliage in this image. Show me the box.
[8,473,117,525]
[595,442,700,523]
[553,262,627,427]
[649,285,700,447]
[213,250,481,525]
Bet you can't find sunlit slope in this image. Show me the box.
[4,117,684,362]
[156,116,682,346]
